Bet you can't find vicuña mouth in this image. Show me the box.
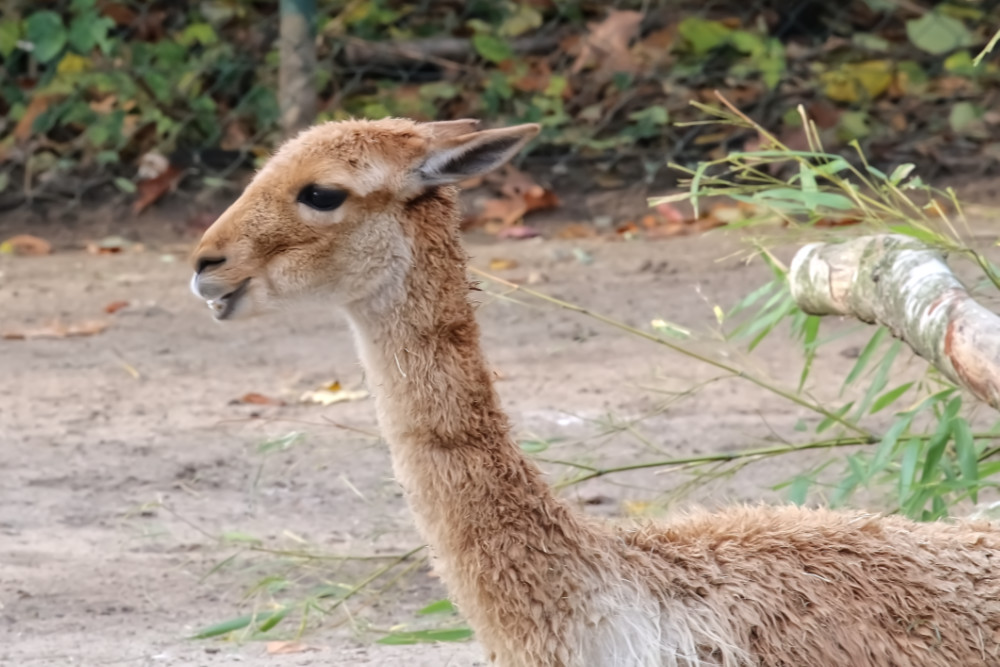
[206,278,250,320]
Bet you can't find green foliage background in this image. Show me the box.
[1,1,999,201]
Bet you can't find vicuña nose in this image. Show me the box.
[196,256,226,274]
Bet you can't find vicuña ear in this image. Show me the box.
[423,119,481,140]
[418,124,540,186]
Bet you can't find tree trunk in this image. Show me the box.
[789,234,1000,410]
[279,0,317,137]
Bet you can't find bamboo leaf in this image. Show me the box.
[817,401,854,433]
[798,315,821,391]
[870,382,914,414]
[920,416,954,484]
[842,327,886,390]
[417,599,457,616]
[787,476,811,505]
[191,609,284,639]
[869,412,914,478]
[256,606,289,633]
[889,163,916,185]
[377,627,474,645]
[750,188,856,211]
[953,417,979,502]
[898,438,921,502]
[853,340,901,418]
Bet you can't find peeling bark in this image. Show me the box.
[789,235,1000,410]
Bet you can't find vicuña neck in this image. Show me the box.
[343,187,585,628]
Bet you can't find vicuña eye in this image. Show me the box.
[297,185,348,211]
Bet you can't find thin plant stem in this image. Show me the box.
[471,267,873,439]
[551,432,1000,487]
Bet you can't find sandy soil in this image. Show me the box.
[0,227,915,666]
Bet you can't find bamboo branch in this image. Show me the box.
[789,235,1000,410]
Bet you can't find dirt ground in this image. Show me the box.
[0,214,980,666]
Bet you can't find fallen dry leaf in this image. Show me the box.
[265,641,320,655]
[85,236,140,255]
[477,167,559,229]
[555,223,598,239]
[3,320,108,340]
[489,258,518,271]
[14,94,59,141]
[496,225,541,240]
[104,300,130,314]
[706,204,745,224]
[571,10,644,78]
[89,95,117,115]
[815,217,863,228]
[654,202,687,225]
[133,165,183,214]
[300,382,369,406]
[221,120,251,151]
[0,234,52,256]
[239,392,285,406]
[479,196,528,227]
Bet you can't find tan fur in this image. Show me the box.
[191,118,1000,666]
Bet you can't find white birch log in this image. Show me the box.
[788,234,1000,410]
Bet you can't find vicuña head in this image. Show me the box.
[191,118,538,318]
[191,118,1000,667]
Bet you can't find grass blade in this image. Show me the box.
[377,627,474,645]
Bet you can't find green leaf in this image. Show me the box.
[377,627,474,645]
[499,4,542,38]
[842,328,886,390]
[870,382,913,415]
[727,280,780,319]
[677,17,732,55]
[0,171,9,194]
[887,223,941,244]
[953,417,979,501]
[854,340,901,418]
[256,606,288,633]
[944,50,979,77]
[0,18,21,58]
[869,412,914,478]
[417,599,457,616]
[906,12,973,56]
[749,188,856,212]
[258,431,304,453]
[898,438,921,501]
[787,476,810,505]
[797,315,820,391]
[113,177,136,193]
[817,401,854,434]
[888,163,916,185]
[920,413,955,483]
[221,531,262,544]
[949,102,983,134]
[178,22,218,47]
[831,455,863,506]
[68,10,114,53]
[472,34,513,64]
[191,609,284,639]
[26,11,68,63]
[519,439,551,454]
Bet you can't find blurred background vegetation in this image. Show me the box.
[1,0,999,213]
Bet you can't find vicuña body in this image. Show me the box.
[191,118,1000,666]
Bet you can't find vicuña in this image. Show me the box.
[191,118,1000,666]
